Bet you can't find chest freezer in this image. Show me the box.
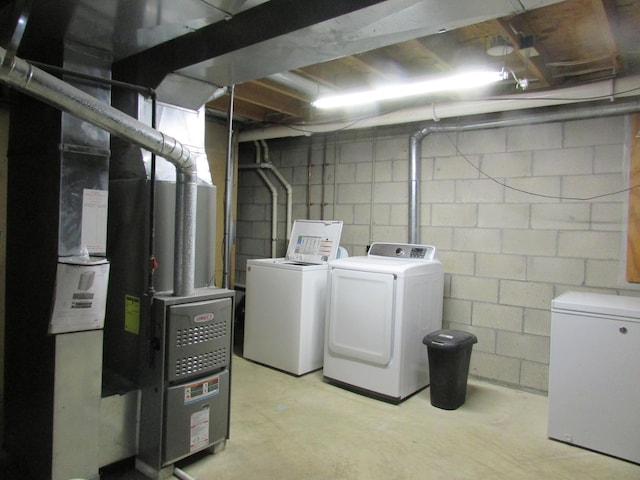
[548,291,640,464]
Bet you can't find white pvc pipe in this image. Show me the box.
[260,171,278,258]
[173,466,197,480]
[250,141,278,257]
[238,75,640,142]
[261,139,293,242]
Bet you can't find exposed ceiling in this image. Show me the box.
[2,0,640,133]
[206,0,640,128]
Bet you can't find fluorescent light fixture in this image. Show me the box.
[312,71,505,109]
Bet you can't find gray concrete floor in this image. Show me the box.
[3,354,640,479]
[165,355,638,480]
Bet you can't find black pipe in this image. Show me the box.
[147,93,157,295]
[28,60,154,96]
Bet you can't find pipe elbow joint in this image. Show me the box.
[159,133,196,174]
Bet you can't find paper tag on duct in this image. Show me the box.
[49,257,110,334]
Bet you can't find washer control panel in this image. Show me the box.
[368,242,436,260]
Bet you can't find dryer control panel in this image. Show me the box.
[368,242,436,260]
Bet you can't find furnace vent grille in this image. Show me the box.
[174,347,227,378]
[175,321,227,347]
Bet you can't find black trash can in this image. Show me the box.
[422,329,478,410]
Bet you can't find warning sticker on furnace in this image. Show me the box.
[190,406,210,452]
[183,376,220,405]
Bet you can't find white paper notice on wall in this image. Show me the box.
[49,257,110,334]
[81,188,108,255]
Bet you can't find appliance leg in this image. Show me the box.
[210,439,227,454]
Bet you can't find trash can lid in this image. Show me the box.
[422,329,478,349]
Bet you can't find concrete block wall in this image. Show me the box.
[235,115,638,392]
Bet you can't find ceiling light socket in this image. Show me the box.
[486,36,513,57]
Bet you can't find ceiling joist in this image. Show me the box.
[203,0,639,126]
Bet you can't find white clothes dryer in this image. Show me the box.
[323,242,444,403]
[243,220,343,376]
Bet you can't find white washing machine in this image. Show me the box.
[323,242,444,403]
[243,220,343,376]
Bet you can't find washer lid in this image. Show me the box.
[285,219,343,264]
[552,291,640,320]
[247,257,327,270]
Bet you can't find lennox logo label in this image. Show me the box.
[194,313,214,323]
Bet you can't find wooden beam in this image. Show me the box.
[494,17,551,88]
[252,78,310,102]
[207,96,292,123]
[297,61,371,90]
[356,38,452,80]
[233,81,307,118]
[293,68,338,90]
[404,38,453,73]
[590,0,623,73]
[338,55,389,78]
[627,113,640,282]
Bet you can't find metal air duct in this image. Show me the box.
[0,45,197,296]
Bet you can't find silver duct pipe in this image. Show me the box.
[173,170,197,296]
[408,132,422,245]
[0,46,197,296]
[408,100,640,244]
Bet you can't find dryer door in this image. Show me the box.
[327,268,395,366]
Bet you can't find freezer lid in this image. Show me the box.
[552,291,640,320]
[285,219,343,264]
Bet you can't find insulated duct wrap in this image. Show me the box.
[0,45,197,296]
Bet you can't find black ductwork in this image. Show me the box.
[113,0,387,88]
[3,41,112,480]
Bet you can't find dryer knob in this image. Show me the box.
[395,247,404,256]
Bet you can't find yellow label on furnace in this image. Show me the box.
[124,294,140,334]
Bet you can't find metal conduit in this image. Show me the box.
[0,46,197,296]
[408,100,640,244]
[223,85,236,289]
